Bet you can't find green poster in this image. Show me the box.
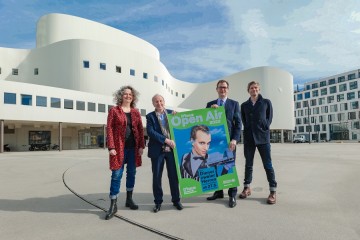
[167,107,240,198]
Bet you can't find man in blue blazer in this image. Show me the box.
[206,79,242,208]
[146,94,183,212]
[239,81,277,204]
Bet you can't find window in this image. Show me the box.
[338,76,345,83]
[337,94,344,102]
[304,92,310,99]
[359,91,360,98]
[12,68,18,75]
[319,97,325,105]
[311,116,316,123]
[328,114,335,122]
[319,115,324,123]
[88,102,96,112]
[83,61,90,68]
[348,73,356,80]
[349,81,358,90]
[303,117,309,124]
[297,93,303,100]
[330,104,338,112]
[352,121,360,129]
[51,98,61,108]
[0,67,1,74]
[100,63,106,70]
[21,94,32,106]
[305,85,311,90]
[154,76,158,82]
[322,124,327,131]
[36,96,47,107]
[329,86,337,94]
[338,113,345,122]
[313,107,319,114]
[176,92,178,97]
[310,99,317,106]
[328,79,335,85]
[312,90,319,97]
[140,109,146,116]
[339,83,347,92]
[311,83,318,89]
[320,81,326,87]
[306,126,312,132]
[182,94,185,98]
[143,72,148,79]
[298,110,304,116]
[327,96,335,104]
[98,103,106,113]
[64,99,73,109]
[162,80,164,86]
[298,126,304,133]
[130,69,135,76]
[296,118,302,124]
[347,92,355,100]
[350,101,359,109]
[295,102,301,109]
[116,66,121,73]
[4,92,16,104]
[348,112,356,120]
[34,68,39,75]
[340,103,348,111]
[321,106,328,113]
[76,101,85,111]
[320,88,327,96]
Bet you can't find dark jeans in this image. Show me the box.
[151,151,180,205]
[243,142,277,191]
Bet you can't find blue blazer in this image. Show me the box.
[241,94,273,145]
[146,109,172,159]
[206,98,242,142]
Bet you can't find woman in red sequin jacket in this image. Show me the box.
[105,85,145,220]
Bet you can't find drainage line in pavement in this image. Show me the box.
[62,167,184,240]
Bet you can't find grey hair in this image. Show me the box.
[152,94,164,102]
[113,85,139,108]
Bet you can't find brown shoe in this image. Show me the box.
[267,191,276,204]
[239,187,251,199]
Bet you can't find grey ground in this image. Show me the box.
[0,143,359,240]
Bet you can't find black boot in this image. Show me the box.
[105,199,117,220]
[125,191,139,210]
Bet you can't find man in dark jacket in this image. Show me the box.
[206,79,241,208]
[239,81,277,204]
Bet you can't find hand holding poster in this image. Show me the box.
[167,107,240,198]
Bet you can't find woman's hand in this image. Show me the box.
[109,149,117,156]
[139,148,144,155]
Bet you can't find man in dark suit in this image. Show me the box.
[206,79,242,208]
[239,81,277,204]
[146,94,183,213]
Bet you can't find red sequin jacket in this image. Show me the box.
[107,106,145,170]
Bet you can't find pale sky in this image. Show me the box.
[1,0,360,87]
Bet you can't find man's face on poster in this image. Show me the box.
[192,130,211,157]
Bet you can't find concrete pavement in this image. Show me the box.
[0,143,359,240]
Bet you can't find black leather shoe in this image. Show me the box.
[229,197,237,208]
[206,191,224,201]
[173,202,183,210]
[153,204,161,213]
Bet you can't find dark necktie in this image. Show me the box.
[219,100,224,106]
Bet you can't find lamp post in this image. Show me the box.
[308,102,311,144]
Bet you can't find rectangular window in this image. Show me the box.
[98,103,106,113]
[347,92,355,100]
[303,117,309,124]
[100,63,106,70]
[322,124,326,131]
[337,94,344,102]
[350,101,359,109]
[320,81,326,87]
[306,125,312,132]
[319,115,324,123]
[12,68,18,75]
[305,85,311,90]
[348,112,356,120]
[330,104,338,112]
[34,68,39,75]
[340,103,348,111]
[296,118,302,124]
[298,126,304,133]
[297,93,303,101]
[64,99,73,109]
[116,66,121,73]
[348,73,356,80]
[83,61,90,68]
[298,110,303,116]
[130,69,135,76]
[310,99,317,106]
[182,94,185,98]
[327,96,335,104]
[140,109,146,116]
[328,114,335,122]
[338,113,345,122]
[143,72,148,79]
[329,86,337,94]
[0,67,1,74]
[338,76,345,83]
[349,81,358,90]
[313,107,319,114]
[51,97,61,108]
[21,94,32,106]
[162,80,164,86]
[295,102,301,109]
[88,102,96,112]
[321,106,328,113]
[154,76,158,82]
[339,83,347,92]
[76,101,85,111]
[176,92,178,97]
[312,90,319,97]
[4,92,16,104]
[311,83,318,89]
[36,96,47,107]
[318,97,325,105]
[320,88,327,96]
[328,78,336,85]
[304,92,310,99]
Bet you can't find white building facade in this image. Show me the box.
[293,69,360,141]
[0,13,294,152]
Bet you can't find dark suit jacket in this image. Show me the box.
[146,109,172,159]
[206,98,242,142]
[241,94,273,145]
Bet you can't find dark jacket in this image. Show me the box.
[146,109,172,159]
[241,94,273,145]
[206,98,242,142]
